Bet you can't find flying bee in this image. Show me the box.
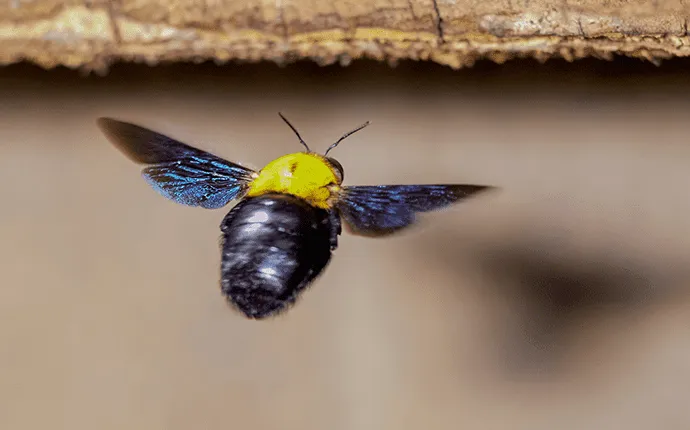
[97,115,493,319]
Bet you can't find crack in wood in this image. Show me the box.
[431,0,445,43]
[577,17,585,37]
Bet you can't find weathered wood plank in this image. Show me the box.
[0,0,688,72]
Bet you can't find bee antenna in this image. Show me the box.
[324,121,371,156]
[278,112,311,152]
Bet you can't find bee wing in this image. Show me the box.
[337,184,491,236]
[98,117,256,209]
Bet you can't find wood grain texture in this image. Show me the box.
[1,0,689,71]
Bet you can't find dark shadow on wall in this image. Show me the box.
[416,233,690,376]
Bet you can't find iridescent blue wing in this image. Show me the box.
[98,118,256,209]
[337,184,491,236]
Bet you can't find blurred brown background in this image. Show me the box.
[1,59,690,430]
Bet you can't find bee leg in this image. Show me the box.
[328,210,341,250]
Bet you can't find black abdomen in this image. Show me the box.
[219,193,333,319]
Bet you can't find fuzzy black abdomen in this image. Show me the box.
[219,193,333,319]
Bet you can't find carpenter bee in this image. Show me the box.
[97,115,492,319]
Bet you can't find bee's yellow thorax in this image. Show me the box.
[246,152,340,209]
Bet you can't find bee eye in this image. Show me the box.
[326,157,344,183]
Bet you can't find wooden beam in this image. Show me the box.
[1,1,688,72]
